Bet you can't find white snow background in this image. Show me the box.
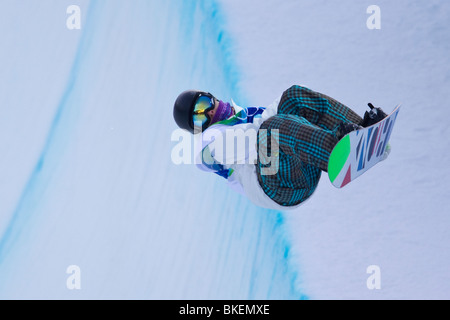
[0,0,449,299]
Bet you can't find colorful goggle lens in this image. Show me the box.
[192,94,215,130]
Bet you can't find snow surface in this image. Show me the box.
[0,0,449,300]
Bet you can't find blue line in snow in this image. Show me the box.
[203,0,307,299]
[0,1,97,264]
[0,0,306,300]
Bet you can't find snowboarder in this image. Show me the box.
[173,85,387,210]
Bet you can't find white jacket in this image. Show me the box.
[195,97,303,211]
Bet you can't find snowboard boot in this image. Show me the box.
[336,122,363,140]
[361,103,388,127]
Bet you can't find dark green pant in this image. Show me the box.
[257,85,363,207]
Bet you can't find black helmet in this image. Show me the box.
[173,90,209,134]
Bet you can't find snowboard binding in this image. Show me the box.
[362,103,388,127]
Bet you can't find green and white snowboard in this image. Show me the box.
[328,105,401,188]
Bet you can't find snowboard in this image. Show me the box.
[328,104,401,188]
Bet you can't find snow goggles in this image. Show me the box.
[192,93,216,131]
